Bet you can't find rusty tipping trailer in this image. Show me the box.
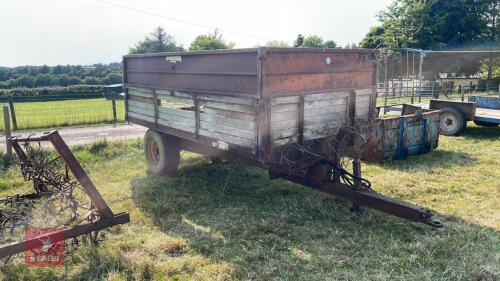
[123,47,442,228]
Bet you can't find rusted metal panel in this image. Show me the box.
[124,49,259,97]
[263,71,375,97]
[261,48,376,97]
[430,99,476,120]
[123,48,377,98]
[364,109,440,162]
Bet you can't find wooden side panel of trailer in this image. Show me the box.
[127,87,259,154]
[270,88,376,146]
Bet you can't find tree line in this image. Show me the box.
[0,63,122,89]
[129,27,353,54]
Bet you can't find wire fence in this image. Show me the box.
[377,81,500,106]
[377,49,500,106]
[0,95,145,151]
[1,96,125,132]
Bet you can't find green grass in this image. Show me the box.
[0,124,499,280]
[0,98,125,132]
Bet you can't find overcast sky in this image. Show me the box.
[0,0,392,67]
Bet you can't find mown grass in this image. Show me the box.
[0,124,499,280]
[0,98,125,132]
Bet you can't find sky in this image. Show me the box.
[0,0,393,67]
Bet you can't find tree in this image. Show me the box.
[361,0,496,49]
[293,34,305,47]
[189,29,235,51]
[83,77,102,85]
[12,75,35,88]
[359,26,386,48]
[52,65,65,75]
[323,40,337,48]
[263,40,290,47]
[35,74,54,87]
[484,0,499,42]
[57,74,72,87]
[129,27,184,54]
[40,65,50,74]
[103,73,122,85]
[297,35,338,48]
[302,35,324,48]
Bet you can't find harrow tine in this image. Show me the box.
[0,130,129,260]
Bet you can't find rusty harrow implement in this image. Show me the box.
[0,131,129,260]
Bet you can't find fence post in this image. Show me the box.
[8,95,17,131]
[3,105,12,159]
[383,51,389,114]
[418,51,424,103]
[111,92,117,126]
[460,85,464,101]
[411,80,415,104]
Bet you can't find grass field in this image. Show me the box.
[0,123,499,280]
[0,98,126,132]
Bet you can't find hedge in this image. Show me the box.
[0,85,105,101]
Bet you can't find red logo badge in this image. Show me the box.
[24,227,64,267]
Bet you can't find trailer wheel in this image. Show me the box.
[144,129,180,176]
[473,120,499,127]
[438,107,467,136]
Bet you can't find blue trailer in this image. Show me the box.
[429,96,500,136]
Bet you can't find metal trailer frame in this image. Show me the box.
[0,131,130,259]
[430,97,500,136]
[368,104,441,162]
[123,48,442,228]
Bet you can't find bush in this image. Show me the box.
[0,85,105,101]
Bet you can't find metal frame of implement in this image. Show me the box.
[0,131,130,259]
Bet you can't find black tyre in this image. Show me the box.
[473,120,499,127]
[438,107,467,136]
[144,129,180,176]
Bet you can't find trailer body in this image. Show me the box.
[123,48,377,164]
[122,48,442,227]
[366,104,440,162]
[468,95,500,125]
